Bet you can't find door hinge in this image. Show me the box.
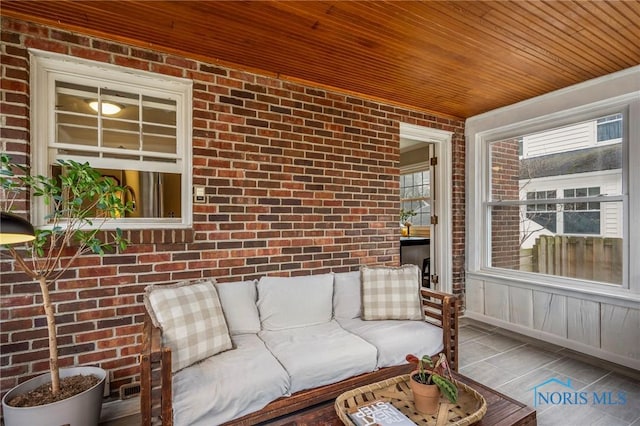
[430,156,438,166]
[430,215,438,225]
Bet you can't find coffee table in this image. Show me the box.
[261,372,536,425]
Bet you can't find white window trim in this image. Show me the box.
[29,49,193,229]
[466,65,640,302]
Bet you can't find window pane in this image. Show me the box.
[51,166,181,219]
[597,114,622,142]
[54,82,179,158]
[55,82,99,146]
[490,138,521,201]
[57,123,98,146]
[564,211,600,234]
[400,169,430,226]
[491,201,622,284]
[489,113,624,285]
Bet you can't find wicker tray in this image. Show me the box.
[335,374,487,426]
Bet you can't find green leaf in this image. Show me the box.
[432,375,458,403]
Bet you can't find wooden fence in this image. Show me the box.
[530,235,623,284]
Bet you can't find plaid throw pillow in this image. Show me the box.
[144,280,232,372]
[360,265,423,320]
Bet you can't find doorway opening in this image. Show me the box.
[399,123,453,293]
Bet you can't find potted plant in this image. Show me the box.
[405,353,458,414]
[0,155,132,426]
[399,208,417,236]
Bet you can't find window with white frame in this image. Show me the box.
[30,50,193,228]
[525,190,557,233]
[400,169,431,226]
[596,113,622,143]
[488,113,625,285]
[563,187,601,235]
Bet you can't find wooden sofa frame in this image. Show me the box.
[140,288,459,425]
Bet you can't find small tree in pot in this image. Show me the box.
[0,154,131,417]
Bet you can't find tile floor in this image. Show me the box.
[101,317,640,425]
[459,317,640,426]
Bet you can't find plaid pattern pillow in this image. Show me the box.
[144,280,232,373]
[360,265,423,320]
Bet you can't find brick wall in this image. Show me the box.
[0,17,466,398]
[490,139,521,269]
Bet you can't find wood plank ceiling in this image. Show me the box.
[3,1,640,118]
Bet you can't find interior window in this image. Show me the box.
[32,51,192,227]
[400,170,430,226]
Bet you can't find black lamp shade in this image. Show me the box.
[0,212,35,245]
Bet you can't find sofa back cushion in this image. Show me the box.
[215,280,261,335]
[333,271,362,320]
[257,273,334,330]
[360,265,423,320]
[144,280,232,373]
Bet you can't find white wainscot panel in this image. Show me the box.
[567,298,600,348]
[509,287,533,327]
[484,281,509,321]
[533,291,567,338]
[601,304,640,360]
[465,278,484,314]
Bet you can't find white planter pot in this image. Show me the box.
[2,366,106,426]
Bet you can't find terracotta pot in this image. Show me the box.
[409,370,440,415]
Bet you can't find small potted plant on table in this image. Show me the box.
[406,353,458,414]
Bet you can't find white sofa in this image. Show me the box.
[141,266,459,426]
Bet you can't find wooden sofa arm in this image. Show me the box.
[140,314,172,426]
[420,288,459,371]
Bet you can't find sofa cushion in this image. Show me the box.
[257,273,334,330]
[333,271,362,320]
[259,320,378,393]
[172,334,290,426]
[337,317,444,368]
[144,280,232,372]
[360,265,423,320]
[215,280,261,335]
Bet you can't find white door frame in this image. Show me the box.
[400,123,453,293]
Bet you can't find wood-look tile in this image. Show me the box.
[458,340,501,368]
[498,368,588,407]
[459,317,498,332]
[484,345,560,376]
[459,360,519,389]
[546,356,610,384]
[471,332,525,352]
[582,373,640,422]
[458,324,491,343]
[538,404,630,426]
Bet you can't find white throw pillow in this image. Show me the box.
[360,265,423,320]
[215,280,261,335]
[333,271,362,319]
[257,273,334,330]
[144,280,232,373]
